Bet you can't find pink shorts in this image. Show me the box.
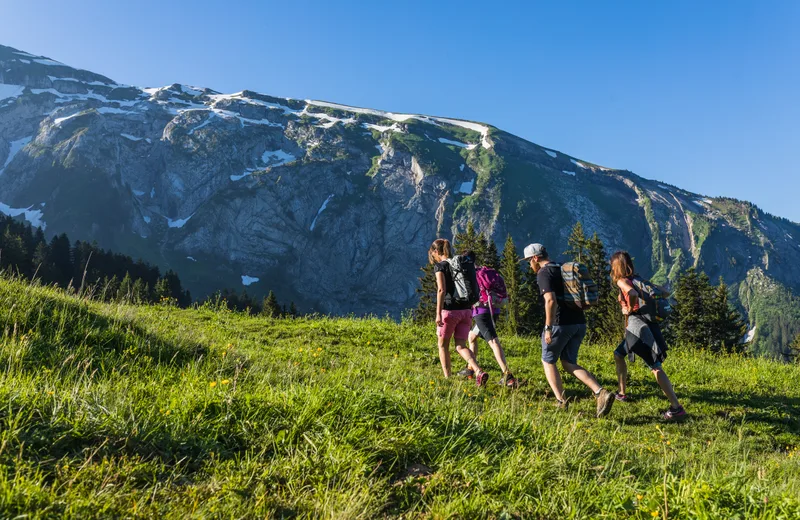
[437,309,473,340]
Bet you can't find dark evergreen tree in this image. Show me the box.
[518,265,544,335]
[118,272,134,302]
[414,263,437,324]
[564,222,588,263]
[709,279,747,352]
[49,233,73,287]
[584,233,623,342]
[289,301,298,317]
[667,268,710,348]
[262,290,281,318]
[485,240,501,270]
[499,234,523,334]
[453,221,486,263]
[1,227,27,273]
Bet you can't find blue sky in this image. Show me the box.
[2,0,798,221]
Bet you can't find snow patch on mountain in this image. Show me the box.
[187,113,215,135]
[364,122,403,133]
[544,149,557,158]
[0,84,25,102]
[121,133,143,142]
[570,159,589,169]
[0,201,45,228]
[262,149,296,166]
[306,100,493,148]
[438,137,470,148]
[457,179,475,195]
[166,214,194,228]
[310,194,334,231]
[562,170,576,177]
[241,275,259,286]
[1,136,32,174]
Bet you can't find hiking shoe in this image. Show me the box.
[595,389,615,418]
[475,370,489,387]
[615,393,632,403]
[500,372,517,389]
[457,366,474,378]
[662,406,687,421]
[555,398,568,410]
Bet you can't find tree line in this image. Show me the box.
[0,214,191,305]
[0,214,296,316]
[415,221,749,353]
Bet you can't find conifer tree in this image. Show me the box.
[788,333,800,363]
[453,221,486,263]
[118,272,134,302]
[500,234,523,334]
[667,268,709,348]
[262,290,281,318]
[584,233,623,342]
[414,263,437,324]
[518,266,544,335]
[709,279,747,352]
[564,222,588,263]
[485,240,501,269]
[289,301,298,317]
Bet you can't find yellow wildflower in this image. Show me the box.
[221,380,230,385]
[209,381,217,388]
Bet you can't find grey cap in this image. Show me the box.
[523,243,547,261]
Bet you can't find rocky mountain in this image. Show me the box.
[1,43,799,356]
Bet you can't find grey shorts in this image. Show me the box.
[541,324,586,365]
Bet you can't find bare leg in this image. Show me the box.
[455,338,482,373]
[614,354,628,395]
[652,367,681,408]
[487,338,510,374]
[542,361,566,402]
[561,360,601,394]
[438,335,452,377]
[467,330,479,358]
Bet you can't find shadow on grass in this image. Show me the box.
[1,287,209,373]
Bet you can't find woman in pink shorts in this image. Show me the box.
[429,239,489,386]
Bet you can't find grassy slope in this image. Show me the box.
[1,278,799,519]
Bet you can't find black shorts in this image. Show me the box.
[471,313,500,342]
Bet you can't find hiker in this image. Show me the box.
[428,239,490,386]
[610,251,686,420]
[457,261,517,388]
[523,243,615,417]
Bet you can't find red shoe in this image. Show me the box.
[475,370,489,387]
[662,406,687,421]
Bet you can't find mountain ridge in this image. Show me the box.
[1,42,799,357]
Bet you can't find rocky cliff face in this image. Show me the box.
[1,44,799,355]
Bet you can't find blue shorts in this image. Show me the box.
[542,324,586,365]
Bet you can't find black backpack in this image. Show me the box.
[446,255,480,306]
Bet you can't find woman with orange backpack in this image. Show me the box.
[611,251,686,420]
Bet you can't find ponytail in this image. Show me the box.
[428,238,452,264]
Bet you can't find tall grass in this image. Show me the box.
[0,276,798,518]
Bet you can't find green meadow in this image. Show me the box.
[1,277,798,519]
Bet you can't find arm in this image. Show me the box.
[435,271,446,326]
[616,278,637,315]
[543,291,556,344]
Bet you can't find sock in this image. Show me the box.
[594,388,602,396]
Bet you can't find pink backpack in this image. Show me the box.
[475,267,508,310]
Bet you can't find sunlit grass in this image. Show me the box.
[0,276,798,518]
